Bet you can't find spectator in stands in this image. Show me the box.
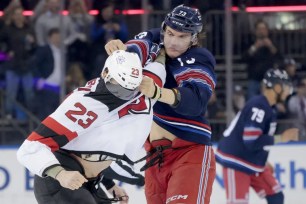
[65,62,86,94]
[90,1,128,79]
[288,76,306,141]
[66,0,93,78]
[0,6,35,119]
[34,0,76,46]
[31,0,49,22]
[281,57,299,88]
[67,0,93,45]
[244,19,281,100]
[30,28,62,120]
[2,0,22,25]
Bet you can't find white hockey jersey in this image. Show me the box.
[17,61,166,177]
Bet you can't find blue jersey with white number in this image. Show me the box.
[216,95,277,174]
[131,28,217,145]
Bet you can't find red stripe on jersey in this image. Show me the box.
[154,112,211,131]
[143,70,162,87]
[149,51,157,61]
[42,117,78,141]
[27,132,59,152]
[217,150,264,169]
[176,72,215,90]
[243,130,262,136]
[126,40,148,65]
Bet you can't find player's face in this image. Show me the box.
[164,27,192,58]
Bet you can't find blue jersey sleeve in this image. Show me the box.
[125,28,161,66]
[172,48,217,116]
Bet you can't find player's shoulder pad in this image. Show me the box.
[245,95,272,112]
[75,77,100,93]
[186,48,216,71]
[134,28,161,44]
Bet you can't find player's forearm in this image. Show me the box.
[44,165,65,178]
[157,87,178,106]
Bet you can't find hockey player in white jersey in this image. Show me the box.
[17,49,166,204]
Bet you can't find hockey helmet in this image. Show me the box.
[162,5,203,34]
[263,68,292,88]
[103,50,143,90]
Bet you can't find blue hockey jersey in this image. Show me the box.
[129,28,217,145]
[216,95,277,174]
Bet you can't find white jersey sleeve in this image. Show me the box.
[143,61,166,87]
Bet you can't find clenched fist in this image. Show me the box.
[139,76,156,98]
[56,170,88,190]
[105,39,127,55]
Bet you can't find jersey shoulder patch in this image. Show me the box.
[134,28,161,44]
[185,48,216,71]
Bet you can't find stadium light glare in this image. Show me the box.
[0,9,148,17]
[232,5,306,12]
[1,6,305,16]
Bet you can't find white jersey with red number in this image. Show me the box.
[17,62,166,177]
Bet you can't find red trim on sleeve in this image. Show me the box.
[42,117,78,141]
[176,72,215,90]
[126,40,148,66]
[243,130,263,136]
[27,132,59,152]
[143,70,163,87]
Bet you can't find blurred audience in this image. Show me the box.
[66,0,93,79]
[90,1,128,79]
[280,57,299,89]
[66,0,93,44]
[244,19,281,100]
[0,6,35,119]
[65,62,86,94]
[29,28,62,120]
[34,0,76,46]
[288,76,306,141]
[2,0,23,25]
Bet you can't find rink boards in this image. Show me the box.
[0,143,305,204]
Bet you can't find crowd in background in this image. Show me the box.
[205,18,306,141]
[0,0,305,143]
[0,0,129,121]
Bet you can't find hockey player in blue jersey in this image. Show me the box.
[216,68,298,204]
[105,4,217,204]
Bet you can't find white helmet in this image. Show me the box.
[103,50,143,90]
